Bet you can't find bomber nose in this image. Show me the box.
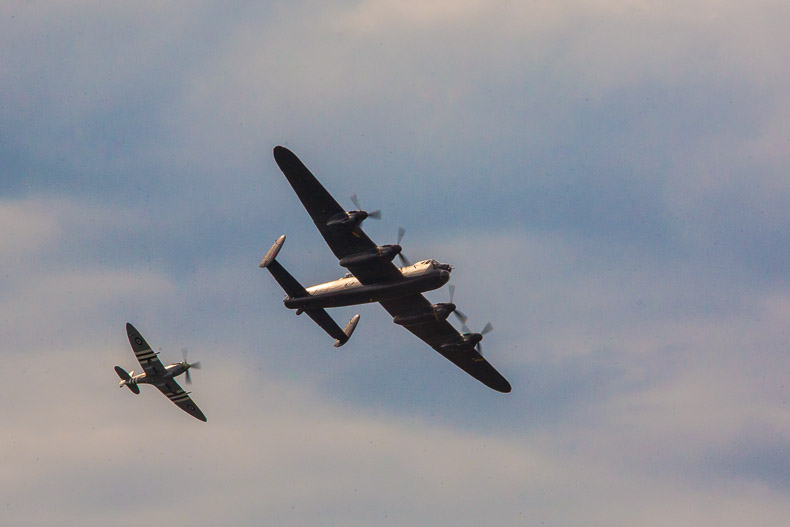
[439,270,451,283]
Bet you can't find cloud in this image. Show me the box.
[0,197,175,350]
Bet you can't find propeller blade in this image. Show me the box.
[474,322,493,356]
[350,194,381,219]
[447,285,468,324]
[185,369,192,385]
[181,347,188,362]
[396,227,411,265]
[191,361,201,370]
[453,309,468,325]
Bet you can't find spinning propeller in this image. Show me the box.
[180,347,202,385]
[350,194,381,220]
[472,322,494,355]
[396,227,411,266]
[447,284,468,326]
[447,285,493,355]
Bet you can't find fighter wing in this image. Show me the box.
[379,296,511,393]
[273,146,403,284]
[155,379,207,422]
[126,323,167,377]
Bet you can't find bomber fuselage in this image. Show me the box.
[283,259,451,310]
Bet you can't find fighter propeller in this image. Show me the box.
[180,347,202,385]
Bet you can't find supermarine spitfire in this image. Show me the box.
[115,323,207,421]
[261,146,511,393]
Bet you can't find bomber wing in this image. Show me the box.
[155,378,207,422]
[126,323,167,377]
[273,146,403,284]
[379,295,511,393]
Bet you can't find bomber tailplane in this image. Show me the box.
[260,236,361,346]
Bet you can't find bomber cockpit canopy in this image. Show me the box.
[412,259,451,270]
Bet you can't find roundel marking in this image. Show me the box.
[135,337,143,345]
[188,404,196,411]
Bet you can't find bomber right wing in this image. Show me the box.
[378,295,511,393]
[273,146,403,284]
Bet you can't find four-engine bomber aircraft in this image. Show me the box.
[115,323,207,421]
[261,146,511,393]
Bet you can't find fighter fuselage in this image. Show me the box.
[120,362,189,388]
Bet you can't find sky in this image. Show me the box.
[1,1,788,525]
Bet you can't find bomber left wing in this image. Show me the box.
[126,323,167,377]
[273,146,403,284]
[156,379,207,422]
[379,295,511,393]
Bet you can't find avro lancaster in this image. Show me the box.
[261,146,510,393]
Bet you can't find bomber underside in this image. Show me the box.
[285,272,449,310]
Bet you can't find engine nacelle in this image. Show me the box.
[326,210,369,228]
[338,245,402,267]
[440,332,482,352]
[392,303,456,326]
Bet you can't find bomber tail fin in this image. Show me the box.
[333,314,360,347]
[259,235,309,298]
[114,366,140,394]
[259,235,286,269]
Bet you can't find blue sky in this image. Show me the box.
[1,1,788,525]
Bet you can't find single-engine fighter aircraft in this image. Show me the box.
[115,323,207,421]
[260,146,511,393]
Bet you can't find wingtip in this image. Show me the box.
[273,145,291,160]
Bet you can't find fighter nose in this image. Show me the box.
[439,270,450,282]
